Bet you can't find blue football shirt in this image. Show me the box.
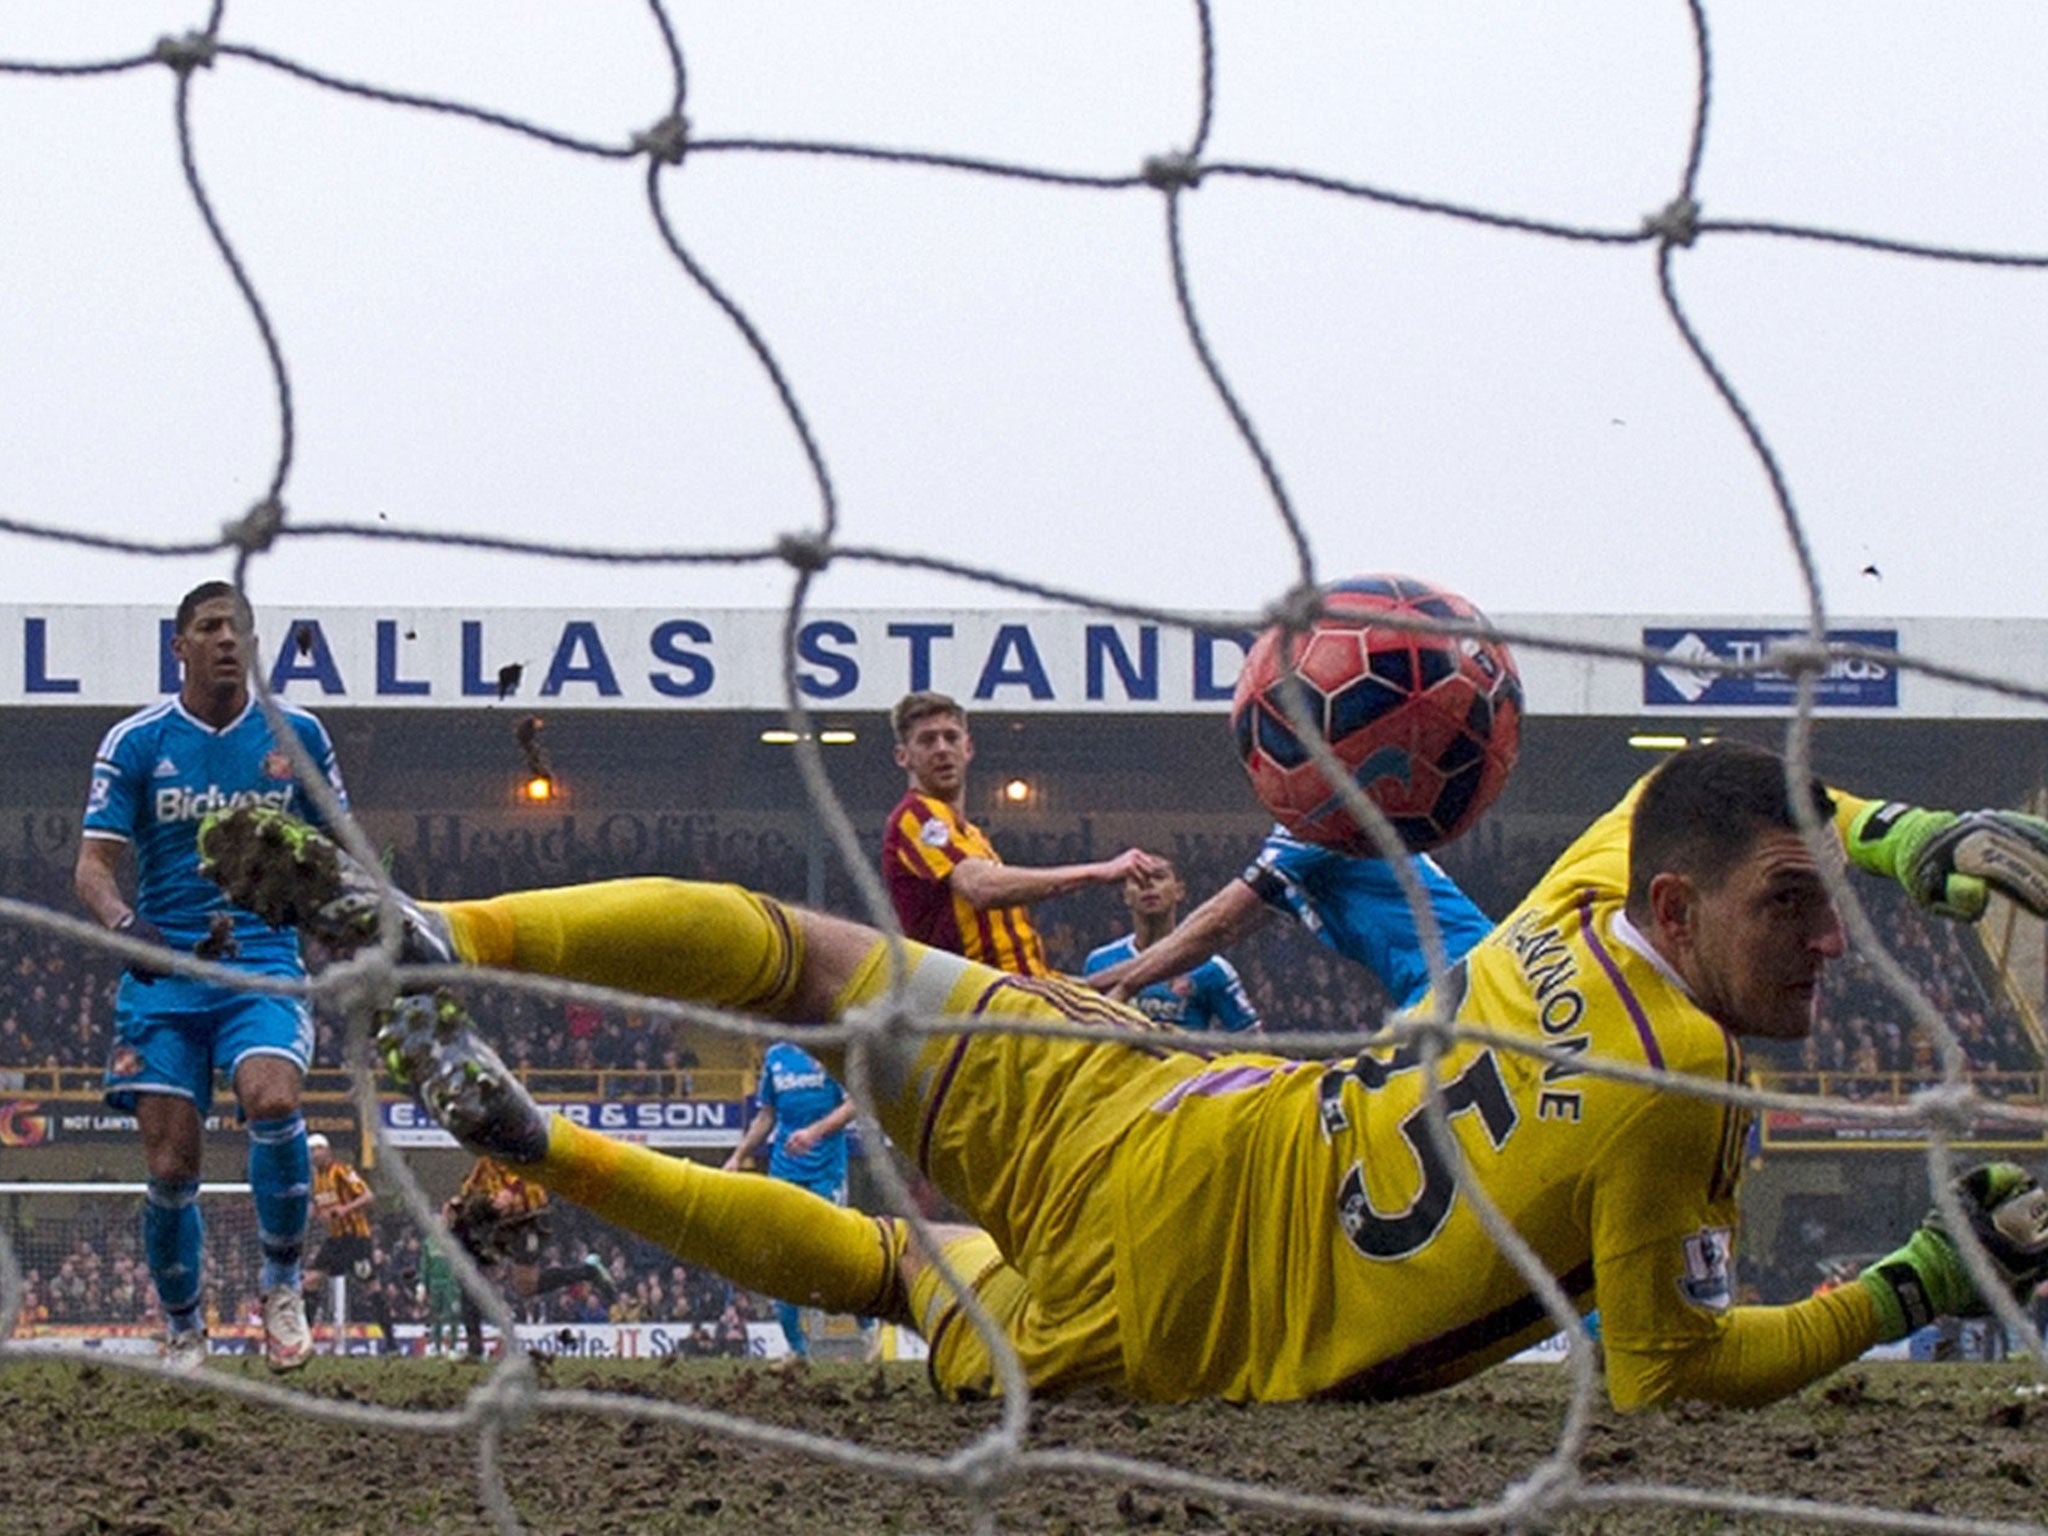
[1081,935,1260,1032]
[82,697,348,965]
[758,1041,850,1188]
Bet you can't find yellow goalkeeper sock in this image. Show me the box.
[432,879,804,1014]
[524,1116,908,1321]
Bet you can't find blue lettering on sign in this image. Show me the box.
[1642,628,1899,709]
[542,621,622,697]
[1193,630,1254,701]
[888,622,953,692]
[23,617,80,694]
[376,620,430,696]
[159,618,180,694]
[271,619,345,694]
[1086,624,1158,701]
[975,624,1054,700]
[460,620,498,697]
[797,620,859,699]
[648,619,715,698]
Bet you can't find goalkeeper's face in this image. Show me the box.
[1664,828,1847,1040]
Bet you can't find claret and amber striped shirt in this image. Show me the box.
[312,1157,373,1240]
[458,1157,549,1219]
[882,790,1050,976]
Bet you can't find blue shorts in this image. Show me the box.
[103,967,312,1117]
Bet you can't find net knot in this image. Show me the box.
[223,498,284,553]
[1906,1079,1977,1137]
[1759,636,1829,679]
[467,1354,539,1431]
[1502,1459,1580,1523]
[1642,195,1700,247]
[839,997,893,1045]
[1264,582,1324,632]
[311,947,400,1023]
[776,530,832,573]
[153,32,219,74]
[948,1435,1018,1500]
[1390,1006,1460,1062]
[1140,151,1202,191]
[634,114,690,166]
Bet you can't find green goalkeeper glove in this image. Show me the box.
[1846,802,2048,921]
[1859,1163,2048,1341]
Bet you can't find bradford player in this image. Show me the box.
[883,690,1162,975]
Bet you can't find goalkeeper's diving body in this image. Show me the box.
[198,742,2048,1407]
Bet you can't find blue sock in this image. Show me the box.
[777,1299,809,1357]
[143,1177,204,1333]
[248,1113,310,1293]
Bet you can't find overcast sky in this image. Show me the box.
[4,1,2047,630]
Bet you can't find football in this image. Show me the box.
[1230,575,1522,854]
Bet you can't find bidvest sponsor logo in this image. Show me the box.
[154,784,296,824]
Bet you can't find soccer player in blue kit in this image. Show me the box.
[722,1039,857,1357]
[1082,857,1259,1032]
[73,582,350,1372]
[1092,824,1494,1013]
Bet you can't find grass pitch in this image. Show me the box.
[1,1354,2043,1534]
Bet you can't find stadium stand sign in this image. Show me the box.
[0,1099,358,1153]
[1761,1100,2048,1151]
[380,1096,745,1149]
[1642,626,1899,708]
[7,606,2046,717]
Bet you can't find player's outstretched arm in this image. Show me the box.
[1843,798,2048,920]
[948,846,1167,912]
[1604,1162,2048,1410]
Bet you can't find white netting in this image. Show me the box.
[3,3,2047,1534]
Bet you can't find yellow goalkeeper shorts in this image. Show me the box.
[908,1230,1123,1400]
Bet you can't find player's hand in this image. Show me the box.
[1859,1163,2048,1340]
[785,1126,818,1157]
[114,912,175,983]
[1101,848,1169,884]
[1848,803,2048,921]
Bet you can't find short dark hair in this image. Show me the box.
[175,580,250,634]
[892,690,965,743]
[1624,741,1835,919]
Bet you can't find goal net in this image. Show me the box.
[0,1182,263,1355]
[4,4,2048,1535]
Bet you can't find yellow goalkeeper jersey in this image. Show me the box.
[1103,784,1876,1404]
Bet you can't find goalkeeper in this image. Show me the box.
[199,743,2048,1407]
